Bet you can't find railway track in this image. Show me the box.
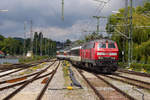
[0,64,30,74]
[76,68,136,100]
[0,60,60,100]
[118,68,150,78]
[0,61,56,91]
[0,69,14,73]
[0,61,55,85]
[105,73,150,91]
[0,59,53,78]
[0,71,54,91]
[0,64,24,71]
[36,61,60,100]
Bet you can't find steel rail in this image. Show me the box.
[95,74,136,100]
[112,73,150,86]
[0,71,54,91]
[0,64,54,85]
[76,69,105,100]
[104,75,150,91]
[3,71,44,100]
[0,69,15,73]
[0,64,23,70]
[2,61,56,100]
[0,63,36,71]
[0,69,17,73]
[0,68,29,78]
[0,62,56,91]
[118,69,150,78]
[0,61,48,78]
[36,61,60,100]
[0,65,21,72]
[0,72,36,84]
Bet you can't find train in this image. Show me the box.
[56,39,119,73]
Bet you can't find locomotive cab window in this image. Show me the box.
[99,43,106,48]
[83,44,88,49]
[108,43,115,48]
[87,43,94,49]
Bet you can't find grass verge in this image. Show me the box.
[62,60,72,87]
[119,62,150,73]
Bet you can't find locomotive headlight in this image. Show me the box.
[111,57,116,59]
[97,52,106,55]
[98,57,104,59]
[109,53,117,56]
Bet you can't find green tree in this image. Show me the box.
[65,39,72,44]
[1,37,22,55]
[0,35,4,41]
[33,32,39,55]
[106,2,150,63]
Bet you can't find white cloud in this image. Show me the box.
[30,19,99,41]
[0,0,143,41]
[0,20,18,29]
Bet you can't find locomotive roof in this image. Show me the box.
[85,39,115,44]
[60,39,115,51]
[96,39,115,43]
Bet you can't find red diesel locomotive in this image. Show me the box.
[80,39,119,73]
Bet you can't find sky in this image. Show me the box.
[0,0,144,41]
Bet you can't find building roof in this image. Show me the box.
[0,51,4,55]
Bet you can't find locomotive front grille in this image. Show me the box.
[96,59,118,66]
[98,57,116,60]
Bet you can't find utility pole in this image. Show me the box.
[40,33,43,56]
[45,38,47,55]
[123,0,128,63]
[23,22,26,57]
[30,20,33,53]
[50,43,52,56]
[128,0,133,67]
[62,0,64,20]
[107,16,111,38]
[93,16,100,34]
[36,35,38,55]
[48,40,50,56]
[93,16,107,34]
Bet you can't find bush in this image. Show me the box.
[143,64,150,71]
[131,63,142,71]
[118,62,128,68]
[131,63,150,73]
[62,61,69,77]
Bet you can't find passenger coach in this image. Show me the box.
[70,46,81,65]
[56,50,66,60]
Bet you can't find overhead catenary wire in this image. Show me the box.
[81,0,111,35]
[85,1,106,31]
